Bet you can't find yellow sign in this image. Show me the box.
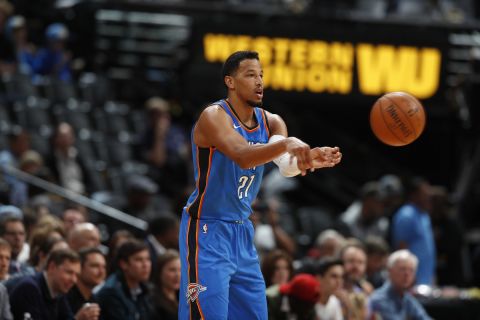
[203,33,441,99]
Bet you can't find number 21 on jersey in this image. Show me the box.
[238,175,255,199]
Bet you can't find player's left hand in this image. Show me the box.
[310,146,342,170]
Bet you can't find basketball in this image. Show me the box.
[369,92,426,146]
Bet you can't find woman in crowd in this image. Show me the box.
[151,249,181,320]
[261,249,294,289]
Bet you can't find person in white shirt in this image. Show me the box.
[315,258,345,320]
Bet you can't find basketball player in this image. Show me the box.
[179,50,342,319]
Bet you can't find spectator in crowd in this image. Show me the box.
[365,235,390,289]
[107,229,134,274]
[378,174,404,218]
[0,0,14,74]
[47,122,89,195]
[10,150,45,208]
[61,205,88,235]
[340,181,388,241]
[4,234,66,293]
[140,97,190,198]
[340,241,372,320]
[35,214,66,238]
[67,247,106,314]
[0,129,31,169]
[95,239,153,320]
[430,185,466,285]
[392,177,436,285]
[33,22,72,82]
[67,223,101,252]
[0,238,11,281]
[251,199,296,257]
[151,249,180,320]
[378,174,404,248]
[261,249,294,289]
[0,282,12,319]
[145,215,179,277]
[5,15,35,75]
[315,258,344,320]
[121,174,171,221]
[369,249,432,320]
[0,215,30,274]
[0,129,31,194]
[10,248,100,320]
[309,229,345,260]
[29,233,68,272]
[266,273,320,320]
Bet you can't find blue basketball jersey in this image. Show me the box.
[184,99,270,221]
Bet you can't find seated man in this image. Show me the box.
[0,215,31,275]
[95,239,153,320]
[315,258,344,320]
[340,242,372,319]
[9,248,100,320]
[369,249,432,320]
[67,247,106,314]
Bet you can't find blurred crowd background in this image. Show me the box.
[0,0,480,319]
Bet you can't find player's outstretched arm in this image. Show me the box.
[266,111,342,174]
[194,105,313,172]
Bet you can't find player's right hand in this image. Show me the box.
[284,137,313,175]
[310,146,342,169]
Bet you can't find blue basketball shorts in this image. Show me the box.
[178,211,267,319]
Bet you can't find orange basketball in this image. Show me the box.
[369,92,426,146]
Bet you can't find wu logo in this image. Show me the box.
[186,283,207,302]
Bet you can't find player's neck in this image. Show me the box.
[226,96,255,124]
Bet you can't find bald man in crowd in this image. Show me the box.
[68,223,101,252]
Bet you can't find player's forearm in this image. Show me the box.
[232,140,287,169]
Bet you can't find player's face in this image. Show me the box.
[232,59,263,107]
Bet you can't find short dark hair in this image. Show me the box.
[78,247,105,266]
[148,216,179,236]
[405,176,427,198]
[221,51,259,79]
[46,248,80,268]
[116,239,148,263]
[364,236,389,256]
[316,258,343,276]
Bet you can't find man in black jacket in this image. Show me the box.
[9,248,100,320]
[95,239,153,320]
